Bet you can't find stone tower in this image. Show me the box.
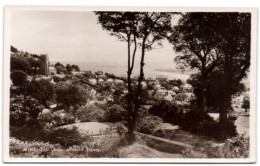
[39,54,49,76]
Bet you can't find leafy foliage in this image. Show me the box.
[11,54,31,74]
[77,105,105,122]
[104,104,128,122]
[29,79,55,106]
[11,70,27,86]
[55,84,87,110]
[136,115,163,134]
[10,95,44,127]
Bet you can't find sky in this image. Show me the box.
[11,11,178,66]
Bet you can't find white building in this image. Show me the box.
[49,66,57,75]
[98,78,104,86]
[89,79,97,85]
[115,79,124,85]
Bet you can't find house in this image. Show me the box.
[115,79,124,85]
[90,89,97,97]
[183,83,192,92]
[163,93,174,101]
[49,66,57,75]
[49,104,57,109]
[55,73,65,78]
[89,79,97,85]
[97,78,104,86]
[168,90,176,96]
[150,89,165,100]
[141,81,147,89]
[106,78,114,85]
[172,86,179,92]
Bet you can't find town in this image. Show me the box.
[8,11,251,159]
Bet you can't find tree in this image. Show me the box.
[55,66,65,74]
[28,57,40,75]
[175,93,188,103]
[10,70,27,86]
[11,45,18,53]
[131,12,172,141]
[66,64,72,74]
[96,12,139,142]
[242,97,250,113]
[55,84,87,112]
[96,12,172,142]
[10,95,43,127]
[213,13,251,124]
[11,54,31,74]
[29,79,55,106]
[169,13,223,112]
[71,64,80,72]
[54,62,64,68]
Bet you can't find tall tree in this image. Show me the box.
[131,12,172,141]
[95,12,138,141]
[29,79,55,106]
[96,12,172,142]
[215,13,251,123]
[169,13,223,112]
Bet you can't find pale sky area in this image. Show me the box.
[11,11,178,66]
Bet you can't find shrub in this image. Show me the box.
[182,134,249,158]
[180,111,237,140]
[45,126,89,148]
[104,104,128,122]
[77,105,105,122]
[11,55,31,74]
[149,101,182,125]
[29,79,55,106]
[149,101,237,140]
[10,95,44,127]
[136,115,163,134]
[11,125,89,148]
[11,70,27,86]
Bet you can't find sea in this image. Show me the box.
[53,61,193,80]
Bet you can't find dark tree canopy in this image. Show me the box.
[55,84,87,110]
[11,45,18,53]
[66,64,72,74]
[11,54,31,74]
[71,64,80,72]
[29,79,55,106]
[11,70,27,86]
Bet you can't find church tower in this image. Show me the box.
[39,54,49,76]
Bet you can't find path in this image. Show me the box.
[119,143,183,158]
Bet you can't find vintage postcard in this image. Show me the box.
[3,6,257,163]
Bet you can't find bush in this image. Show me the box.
[77,105,105,122]
[136,115,163,134]
[29,79,55,106]
[149,101,182,125]
[46,126,89,148]
[10,95,44,127]
[11,70,27,86]
[149,101,237,140]
[11,55,31,74]
[10,125,89,148]
[182,134,249,158]
[180,111,237,140]
[104,104,128,122]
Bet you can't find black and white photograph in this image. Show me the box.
[3,6,257,163]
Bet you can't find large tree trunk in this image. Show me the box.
[219,52,232,124]
[129,36,147,143]
[126,34,137,144]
